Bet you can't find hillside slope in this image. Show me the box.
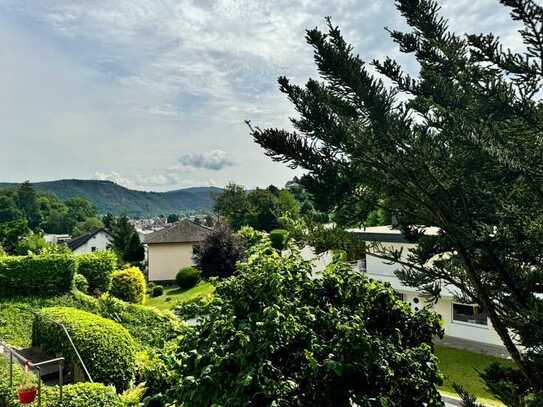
[0,180,221,217]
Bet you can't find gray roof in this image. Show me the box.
[144,219,213,244]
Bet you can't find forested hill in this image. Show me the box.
[0,180,222,217]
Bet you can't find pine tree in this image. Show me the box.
[251,0,543,398]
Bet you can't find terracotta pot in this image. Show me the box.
[18,388,37,404]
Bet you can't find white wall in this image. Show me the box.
[401,292,504,346]
[73,232,112,254]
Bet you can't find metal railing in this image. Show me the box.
[29,310,93,383]
[0,340,64,406]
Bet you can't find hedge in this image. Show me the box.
[176,266,200,289]
[71,291,183,347]
[76,251,117,294]
[110,267,146,304]
[32,307,138,391]
[0,254,76,297]
[41,383,126,407]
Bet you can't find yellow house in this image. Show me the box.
[145,219,213,282]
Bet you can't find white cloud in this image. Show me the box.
[0,0,529,190]
[177,150,235,171]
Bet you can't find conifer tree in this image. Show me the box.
[251,0,543,399]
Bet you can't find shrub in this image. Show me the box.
[176,267,200,289]
[165,238,444,405]
[42,383,126,407]
[110,267,146,304]
[192,223,245,279]
[269,229,289,250]
[150,285,164,297]
[73,274,89,293]
[0,254,76,296]
[71,291,183,347]
[77,251,117,294]
[33,307,138,391]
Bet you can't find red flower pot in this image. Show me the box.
[18,388,37,404]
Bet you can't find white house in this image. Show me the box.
[43,234,71,245]
[67,229,113,254]
[348,225,507,354]
[304,225,508,355]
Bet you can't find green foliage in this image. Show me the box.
[13,232,46,255]
[71,291,182,347]
[175,267,200,289]
[77,251,117,294]
[73,273,89,293]
[165,238,444,406]
[269,228,289,250]
[33,306,138,391]
[192,222,245,279]
[0,179,219,217]
[72,217,104,238]
[479,362,543,407]
[251,1,543,395]
[0,254,76,296]
[110,267,146,304]
[41,383,126,407]
[110,215,144,264]
[166,213,179,223]
[150,285,164,297]
[214,183,300,232]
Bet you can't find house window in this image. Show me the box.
[91,247,97,252]
[452,303,488,326]
[395,292,405,301]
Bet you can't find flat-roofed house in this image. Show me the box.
[145,219,213,282]
[349,225,507,355]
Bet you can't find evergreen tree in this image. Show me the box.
[16,181,42,229]
[111,215,144,263]
[250,0,543,398]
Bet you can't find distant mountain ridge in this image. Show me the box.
[0,179,222,217]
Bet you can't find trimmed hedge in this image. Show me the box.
[176,266,200,289]
[70,291,183,347]
[150,285,164,297]
[32,307,138,391]
[42,383,126,407]
[73,274,89,293]
[110,267,146,304]
[77,251,117,294]
[0,254,76,296]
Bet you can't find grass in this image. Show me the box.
[145,282,215,310]
[436,345,514,405]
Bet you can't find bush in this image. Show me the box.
[176,267,200,289]
[165,238,444,405]
[77,251,117,294]
[192,223,245,279]
[110,267,146,304]
[0,254,76,296]
[42,383,126,407]
[150,285,164,297]
[269,229,289,250]
[33,307,138,391]
[71,291,183,347]
[73,274,89,293]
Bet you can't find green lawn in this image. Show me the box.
[145,282,215,310]
[436,345,513,405]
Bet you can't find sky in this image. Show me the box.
[0,0,523,191]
